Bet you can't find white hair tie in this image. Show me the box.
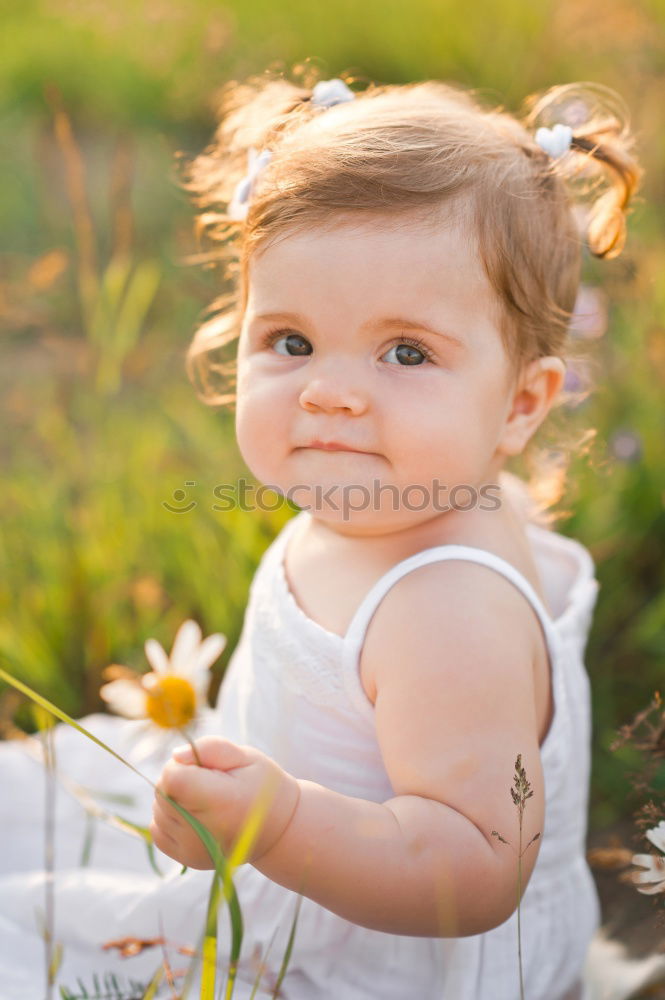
[226,80,355,221]
[227,148,273,221]
[311,78,355,109]
[535,123,574,159]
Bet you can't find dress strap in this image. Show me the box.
[340,543,562,723]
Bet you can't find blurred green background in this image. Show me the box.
[1,0,663,830]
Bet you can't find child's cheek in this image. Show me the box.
[237,398,292,492]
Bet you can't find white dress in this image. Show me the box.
[0,511,601,999]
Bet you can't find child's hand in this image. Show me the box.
[150,736,301,870]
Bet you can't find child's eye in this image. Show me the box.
[383,336,433,366]
[262,330,312,356]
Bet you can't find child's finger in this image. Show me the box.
[158,758,229,808]
[155,763,206,811]
[158,759,196,801]
[150,817,181,858]
[183,735,250,772]
[172,743,195,763]
[149,813,178,845]
[152,791,185,829]
[152,810,187,850]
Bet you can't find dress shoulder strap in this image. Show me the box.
[340,542,561,723]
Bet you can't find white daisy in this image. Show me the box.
[100,620,226,730]
[631,820,665,896]
[646,820,665,854]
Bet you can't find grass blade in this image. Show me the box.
[79,814,97,867]
[140,965,164,999]
[160,794,243,1000]
[271,894,303,1000]
[248,928,278,1000]
[0,667,149,785]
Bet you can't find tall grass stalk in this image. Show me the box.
[492,755,540,1000]
[48,89,161,400]
[36,708,59,998]
[20,734,163,874]
[247,929,278,1000]
[45,84,99,332]
[141,965,166,1000]
[270,894,303,1000]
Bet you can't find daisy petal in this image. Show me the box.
[187,634,226,703]
[646,821,665,854]
[631,853,657,869]
[170,620,202,675]
[635,881,665,896]
[632,868,661,885]
[100,679,147,719]
[631,853,665,896]
[195,633,227,675]
[190,671,211,706]
[144,638,169,675]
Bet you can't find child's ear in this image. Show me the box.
[497,356,566,457]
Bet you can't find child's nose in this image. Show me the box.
[298,363,368,415]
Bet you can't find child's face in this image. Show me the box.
[236,213,520,532]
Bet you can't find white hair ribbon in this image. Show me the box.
[227,148,273,221]
[226,80,355,221]
[535,123,574,159]
[310,78,356,109]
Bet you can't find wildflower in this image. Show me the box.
[646,822,665,853]
[631,821,665,895]
[100,620,226,730]
[609,428,643,464]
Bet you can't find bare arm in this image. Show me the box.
[253,560,546,937]
[253,780,515,936]
[153,561,546,937]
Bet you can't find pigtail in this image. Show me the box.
[517,83,642,520]
[571,131,641,258]
[523,82,642,259]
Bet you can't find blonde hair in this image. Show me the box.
[180,69,641,511]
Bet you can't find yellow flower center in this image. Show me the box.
[143,673,197,729]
